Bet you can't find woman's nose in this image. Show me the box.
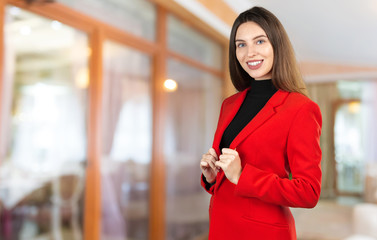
[247,45,256,57]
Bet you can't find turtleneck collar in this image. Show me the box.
[249,79,277,95]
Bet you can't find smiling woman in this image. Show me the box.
[200,7,322,240]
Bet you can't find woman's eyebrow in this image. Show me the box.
[253,35,267,40]
[235,35,267,42]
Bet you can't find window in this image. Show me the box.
[0,6,88,239]
[164,58,222,239]
[101,40,152,240]
[168,14,223,70]
[57,0,156,41]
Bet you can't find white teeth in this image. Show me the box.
[248,61,262,66]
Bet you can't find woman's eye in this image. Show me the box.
[256,39,265,45]
[237,43,245,48]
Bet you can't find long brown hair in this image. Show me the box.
[229,6,307,96]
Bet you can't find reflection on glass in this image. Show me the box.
[57,0,156,41]
[334,80,377,195]
[308,80,377,198]
[101,41,152,240]
[0,6,88,240]
[334,101,364,193]
[168,15,223,70]
[165,59,222,240]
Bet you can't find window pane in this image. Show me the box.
[0,6,88,239]
[333,81,377,195]
[101,41,152,240]
[57,0,156,41]
[334,101,364,193]
[168,15,223,70]
[165,59,222,240]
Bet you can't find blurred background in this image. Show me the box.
[0,0,376,240]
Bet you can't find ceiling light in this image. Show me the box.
[164,79,178,92]
[75,68,89,89]
[348,101,360,114]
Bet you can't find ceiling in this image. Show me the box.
[177,0,377,69]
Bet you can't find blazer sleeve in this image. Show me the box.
[201,174,216,194]
[235,101,322,208]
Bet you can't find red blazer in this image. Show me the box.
[201,89,322,240]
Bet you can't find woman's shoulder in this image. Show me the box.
[284,91,321,114]
[286,91,317,106]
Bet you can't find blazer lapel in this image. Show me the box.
[215,90,289,189]
[229,90,289,149]
[212,88,249,156]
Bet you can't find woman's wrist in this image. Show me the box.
[206,176,216,184]
[203,174,216,184]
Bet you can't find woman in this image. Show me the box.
[200,6,322,240]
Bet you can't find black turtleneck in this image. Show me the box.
[219,79,277,150]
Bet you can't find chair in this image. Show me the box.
[51,161,85,240]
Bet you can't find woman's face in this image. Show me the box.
[235,21,274,80]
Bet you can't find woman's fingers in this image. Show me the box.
[200,149,220,184]
[219,154,235,162]
[216,148,242,185]
[201,153,218,172]
[208,148,219,170]
[221,148,238,156]
[214,160,225,169]
[208,158,218,172]
[200,161,209,167]
[208,148,218,160]
[216,155,232,169]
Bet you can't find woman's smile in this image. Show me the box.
[247,60,264,70]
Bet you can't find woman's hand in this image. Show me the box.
[200,148,219,184]
[215,148,242,185]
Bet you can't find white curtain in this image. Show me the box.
[101,41,152,240]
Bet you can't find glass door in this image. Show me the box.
[334,100,364,194]
[333,81,377,196]
[164,59,222,240]
[0,5,89,240]
[101,40,152,240]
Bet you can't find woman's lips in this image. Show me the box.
[247,60,263,70]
